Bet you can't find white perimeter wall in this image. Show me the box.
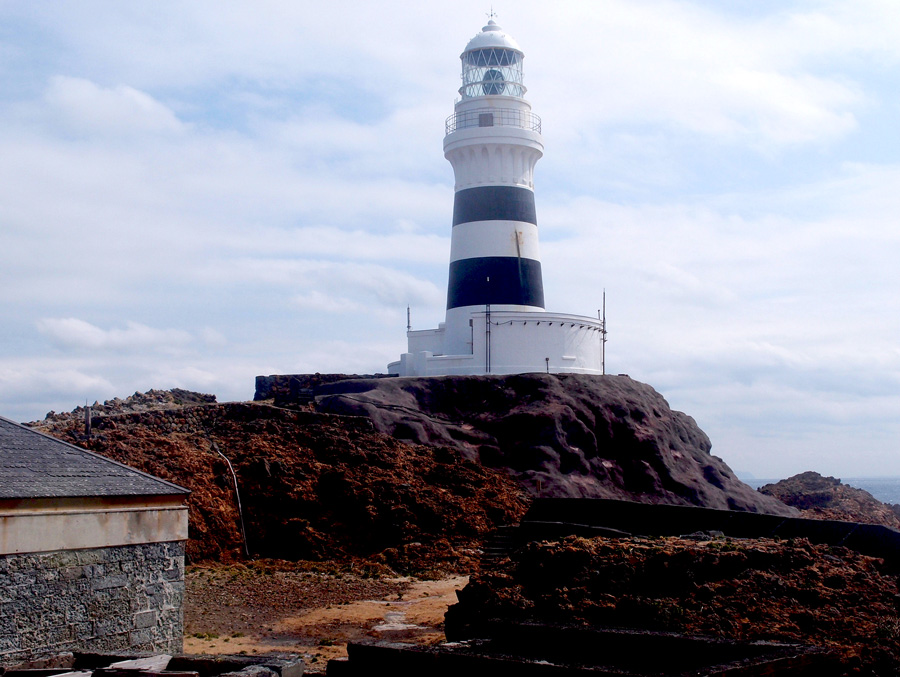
[390,310,604,376]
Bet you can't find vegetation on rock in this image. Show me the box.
[448,534,900,674]
[36,400,527,571]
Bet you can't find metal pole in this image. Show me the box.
[485,275,491,373]
[210,439,250,558]
[485,303,491,373]
[601,289,607,375]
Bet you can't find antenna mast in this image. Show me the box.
[406,305,411,333]
[599,289,607,375]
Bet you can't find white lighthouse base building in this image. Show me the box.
[388,310,604,377]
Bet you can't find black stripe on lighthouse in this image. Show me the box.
[452,186,537,226]
[447,257,545,309]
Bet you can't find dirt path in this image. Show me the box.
[184,563,466,673]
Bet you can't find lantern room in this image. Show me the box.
[459,20,526,99]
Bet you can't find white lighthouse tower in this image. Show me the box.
[389,20,604,377]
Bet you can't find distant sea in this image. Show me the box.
[745,477,900,506]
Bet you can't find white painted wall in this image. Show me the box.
[0,497,189,555]
[443,304,544,356]
[389,309,604,377]
[407,326,445,354]
[444,134,543,189]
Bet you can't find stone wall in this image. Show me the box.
[0,541,184,666]
[253,373,394,402]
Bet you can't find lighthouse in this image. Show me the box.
[442,19,545,356]
[389,20,604,377]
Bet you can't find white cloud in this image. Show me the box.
[199,327,227,348]
[44,76,184,136]
[0,362,115,400]
[291,290,363,314]
[0,360,117,421]
[36,318,193,353]
[521,0,869,153]
[709,68,860,145]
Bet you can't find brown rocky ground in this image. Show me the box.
[447,534,900,675]
[182,559,463,673]
[759,471,900,528]
[32,399,527,569]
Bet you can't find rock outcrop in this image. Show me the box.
[34,401,527,570]
[315,373,793,516]
[31,388,217,428]
[446,534,900,673]
[759,471,900,529]
[254,373,391,402]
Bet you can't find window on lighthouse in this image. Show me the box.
[461,48,525,99]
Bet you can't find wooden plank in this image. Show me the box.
[108,657,172,672]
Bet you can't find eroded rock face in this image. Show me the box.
[759,471,900,528]
[315,373,793,516]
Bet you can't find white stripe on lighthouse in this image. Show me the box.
[449,221,541,262]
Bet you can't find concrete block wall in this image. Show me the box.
[0,541,184,666]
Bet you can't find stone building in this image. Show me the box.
[0,415,189,665]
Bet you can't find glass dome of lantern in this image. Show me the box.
[459,20,526,99]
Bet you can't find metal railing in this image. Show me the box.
[446,108,542,135]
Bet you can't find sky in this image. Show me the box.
[1,0,899,479]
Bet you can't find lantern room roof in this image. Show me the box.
[462,20,523,55]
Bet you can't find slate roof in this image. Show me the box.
[0,415,189,499]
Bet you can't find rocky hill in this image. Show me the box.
[30,373,800,569]
[33,399,527,571]
[312,373,792,515]
[759,471,900,529]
